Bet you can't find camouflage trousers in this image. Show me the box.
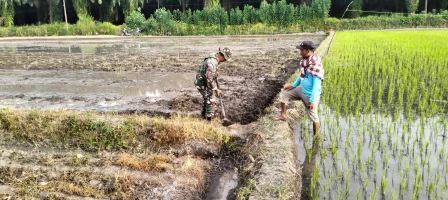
[197,86,217,119]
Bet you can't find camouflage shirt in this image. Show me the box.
[196,53,220,90]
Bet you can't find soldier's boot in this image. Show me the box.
[201,99,207,119]
[201,107,206,119]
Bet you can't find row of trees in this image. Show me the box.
[124,0,332,35]
[0,0,220,27]
[330,0,447,18]
[2,0,448,27]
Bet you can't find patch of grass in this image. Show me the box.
[0,108,228,153]
[58,183,102,198]
[69,153,89,167]
[116,153,173,172]
[237,179,257,200]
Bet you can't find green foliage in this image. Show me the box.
[311,0,331,20]
[154,8,174,34]
[230,7,243,25]
[0,0,15,27]
[125,9,146,30]
[144,16,158,33]
[326,14,447,30]
[243,5,260,24]
[196,5,228,33]
[48,0,63,22]
[406,0,420,14]
[441,10,448,19]
[97,22,118,35]
[76,15,96,35]
[204,0,220,9]
[172,9,183,21]
[350,0,363,18]
[72,0,89,17]
[260,0,295,27]
[299,4,313,21]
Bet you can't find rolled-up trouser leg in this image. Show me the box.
[279,87,320,123]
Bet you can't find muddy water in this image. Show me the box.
[0,35,326,56]
[0,69,196,113]
[0,70,193,97]
[296,104,448,200]
[205,169,239,200]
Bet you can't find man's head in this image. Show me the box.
[218,47,232,62]
[296,40,315,58]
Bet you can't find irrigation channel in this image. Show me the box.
[296,30,448,200]
[0,34,327,199]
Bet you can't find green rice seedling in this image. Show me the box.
[363,174,369,189]
[320,146,328,159]
[311,163,320,196]
[318,30,448,199]
[344,171,350,196]
[428,180,434,197]
[370,185,377,200]
[412,173,423,198]
[383,151,389,167]
[381,173,388,195]
[390,189,397,200]
[337,186,342,200]
[331,136,338,159]
[401,176,407,195]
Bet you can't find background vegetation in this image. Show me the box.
[0,0,447,36]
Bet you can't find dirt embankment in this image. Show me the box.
[243,32,334,200]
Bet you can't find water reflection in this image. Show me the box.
[145,90,161,97]
[0,70,194,98]
[296,127,321,200]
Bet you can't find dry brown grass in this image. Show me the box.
[58,182,104,198]
[116,153,174,172]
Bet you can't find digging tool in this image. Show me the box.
[215,78,232,126]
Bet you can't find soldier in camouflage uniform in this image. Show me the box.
[194,47,232,121]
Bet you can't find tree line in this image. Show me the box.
[0,0,446,27]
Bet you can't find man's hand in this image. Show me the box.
[309,103,314,110]
[215,89,222,96]
[284,85,294,91]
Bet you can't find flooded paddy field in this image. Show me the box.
[0,34,326,199]
[296,30,448,200]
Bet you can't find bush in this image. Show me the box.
[125,10,146,30]
[154,8,175,35]
[299,4,313,21]
[230,7,243,25]
[97,22,118,35]
[145,16,158,34]
[172,9,183,22]
[442,10,448,20]
[243,5,260,24]
[76,15,96,35]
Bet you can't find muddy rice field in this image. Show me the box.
[0,34,326,199]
